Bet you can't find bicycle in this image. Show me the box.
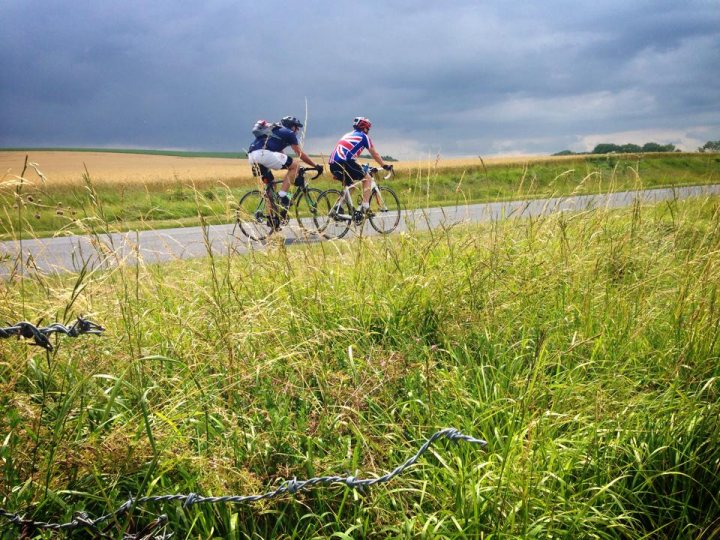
[315,165,401,239]
[236,166,324,241]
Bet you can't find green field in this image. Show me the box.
[2,153,719,240]
[1,188,719,537]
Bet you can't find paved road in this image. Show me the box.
[2,184,720,277]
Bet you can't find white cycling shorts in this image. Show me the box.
[248,150,289,170]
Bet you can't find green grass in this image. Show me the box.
[2,153,719,240]
[1,183,719,537]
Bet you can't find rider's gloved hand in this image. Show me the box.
[382,164,393,171]
[315,164,324,175]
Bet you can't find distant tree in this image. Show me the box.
[592,142,677,154]
[642,142,676,152]
[381,155,397,162]
[698,140,720,152]
[592,143,621,154]
[553,150,575,156]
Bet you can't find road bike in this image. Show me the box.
[236,166,324,241]
[315,165,401,239]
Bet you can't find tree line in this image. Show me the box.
[554,140,720,156]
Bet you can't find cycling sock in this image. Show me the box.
[361,202,370,210]
[279,191,288,198]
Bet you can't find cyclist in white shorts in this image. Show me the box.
[247,116,323,208]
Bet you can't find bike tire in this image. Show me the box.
[368,186,402,234]
[315,189,352,239]
[294,187,324,235]
[236,189,274,241]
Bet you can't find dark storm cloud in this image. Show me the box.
[1,0,718,157]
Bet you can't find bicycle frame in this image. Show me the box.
[261,167,321,215]
[316,165,400,239]
[237,166,324,241]
[331,167,391,219]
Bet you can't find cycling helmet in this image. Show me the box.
[353,117,372,131]
[281,116,303,129]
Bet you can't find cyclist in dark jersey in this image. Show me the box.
[329,117,393,222]
[248,116,322,208]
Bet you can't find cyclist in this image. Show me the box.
[248,116,323,209]
[329,117,393,223]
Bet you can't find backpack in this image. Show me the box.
[252,119,280,139]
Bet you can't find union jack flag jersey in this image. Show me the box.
[329,130,373,163]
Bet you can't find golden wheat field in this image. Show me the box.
[1,150,579,188]
[0,151,255,186]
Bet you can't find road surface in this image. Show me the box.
[2,184,719,277]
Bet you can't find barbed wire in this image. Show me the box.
[0,428,486,538]
[0,317,105,351]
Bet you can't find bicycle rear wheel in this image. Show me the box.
[236,190,275,241]
[368,186,401,234]
[315,189,352,239]
[294,187,324,235]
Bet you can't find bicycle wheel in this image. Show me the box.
[293,187,324,235]
[368,186,402,234]
[236,190,274,241]
[315,189,352,239]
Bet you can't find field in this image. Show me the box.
[0,150,582,186]
[2,150,719,241]
[0,150,256,186]
[2,159,720,538]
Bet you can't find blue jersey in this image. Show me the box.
[248,126,299,153]
[329,130,373,163]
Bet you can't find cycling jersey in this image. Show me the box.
[248,126,299,153]
[329,130,374,163]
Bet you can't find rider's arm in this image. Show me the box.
[290,144,318,167]
[368,147,387,168]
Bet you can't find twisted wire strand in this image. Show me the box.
[0,317,105,350]
[0,428,486,534]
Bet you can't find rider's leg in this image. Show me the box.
[281,159,299,196]
[361,174,372,208]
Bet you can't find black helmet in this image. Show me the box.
[281,116,303,129]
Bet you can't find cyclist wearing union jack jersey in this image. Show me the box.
[329,117,393,221]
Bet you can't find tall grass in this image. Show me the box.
[1,177,720,537]
[2,153,718,239]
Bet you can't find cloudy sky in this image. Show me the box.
[2,0,719,159]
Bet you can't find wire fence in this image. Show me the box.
[0,317,105,351]
[0,428,487,539]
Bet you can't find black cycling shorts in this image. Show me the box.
[252,163,274,182]
[330,160,365,186]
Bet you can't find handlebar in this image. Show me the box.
[364,164,395,180]
[297,166,323,181]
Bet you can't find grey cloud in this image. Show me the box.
[1,0,718,157]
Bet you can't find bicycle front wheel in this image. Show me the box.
[315,189,352,239]
[368,186,402,234]
[294,187,324,235]
[236,190,274,241]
